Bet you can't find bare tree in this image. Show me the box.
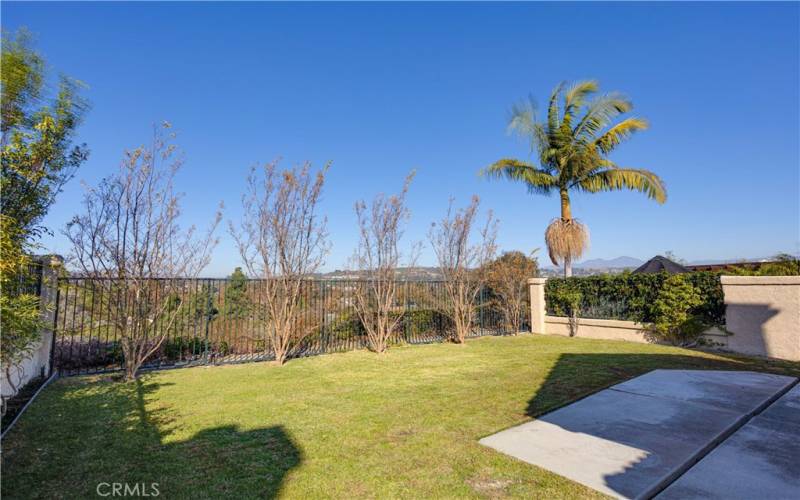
[484,250,539,334]
[351,172,417,353]
[429,196,497,343]
[64,123,221,381]
[230,161,329,365]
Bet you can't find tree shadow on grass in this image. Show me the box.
[1,376,302,499]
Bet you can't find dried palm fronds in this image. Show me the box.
[544,218,589,266]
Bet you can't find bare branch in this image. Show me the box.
[63,123,222,380]
[350,171,416,353]
[229,161,330,365]
[428,196,497,343]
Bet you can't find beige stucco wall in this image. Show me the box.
[721,276,800,361]
[528,275,798,361]
[1,256,61,398]
[544,316,652,343]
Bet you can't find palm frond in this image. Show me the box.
[508,98,549,155]
[544,218,589,265]
[575,167,667,203]
[547,82,566,134]
[481,158,557,195]
[573,93,632,141]
[563,80,598,127]
[595,118,648,154]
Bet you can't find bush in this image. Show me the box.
[548,287,582,336]
[322,309,454,343]
[545,271,724,326]
[651,275,706,346]
[53,339,124,372]
[162,336,214,360]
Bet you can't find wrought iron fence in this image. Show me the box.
[53,278,521,375]
[6,261,43,298]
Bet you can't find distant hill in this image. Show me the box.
[574,256,644,269]
[542,256,644,271]
[318,266,443,280]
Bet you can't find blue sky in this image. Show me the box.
[4,1,799,276]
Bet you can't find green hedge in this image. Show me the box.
[545,271,724,325]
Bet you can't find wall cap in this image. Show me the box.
[720,275,800,286]
[527,278,548,285]
[544,315,650,330]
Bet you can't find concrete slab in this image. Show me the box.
[610,369,795,414]
[759,383,800,429]
[479,370,796,500]
[658,385,800,500]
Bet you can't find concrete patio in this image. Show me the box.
[480,370,798,499]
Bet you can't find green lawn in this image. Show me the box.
[4,334,799,499]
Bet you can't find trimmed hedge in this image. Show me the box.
[545,271,724,326]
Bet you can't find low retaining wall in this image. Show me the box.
[1,256,61,399]
[529,276,800,361]
[544,316,651,343]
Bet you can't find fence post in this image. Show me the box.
[528,278,547,334]
[35,255,63,377]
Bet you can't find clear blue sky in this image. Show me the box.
[4,2,799,276]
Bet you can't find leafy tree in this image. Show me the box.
[483,250,539,334]
[2,29,89,243]
[1,29,88,403]
[224,267,251,318]
[483,80,666,277]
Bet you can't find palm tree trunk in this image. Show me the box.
[560,189,572,278]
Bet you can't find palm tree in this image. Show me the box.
[483,80,667,277]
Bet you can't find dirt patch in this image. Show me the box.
[466,476,515,498]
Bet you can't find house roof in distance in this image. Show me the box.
[633,255,690,274]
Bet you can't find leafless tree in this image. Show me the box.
[484,250,539,334]
[429,196,497,343]
[351,172,418,353]
[64,123,222,381]
[230,161,329,365]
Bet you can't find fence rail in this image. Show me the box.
[53,278,520,375]
[6,261,43,298]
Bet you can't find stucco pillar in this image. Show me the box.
[720,275,800,361]
[35,254,63,377]
[528,278,547,334]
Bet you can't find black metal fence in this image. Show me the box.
[7,261,43,298]
[53,278,523,375]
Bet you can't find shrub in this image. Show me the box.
[650,275,705,346]
[162,336,213,361]
[728,254,800,277]
[53,339,124,372]
[548,288,582,336]
[545,271,724,326]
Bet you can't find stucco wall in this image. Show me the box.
[529,275,799,361]
[544,316,652,343]
[721,276,800,361]
[1,256,61,398]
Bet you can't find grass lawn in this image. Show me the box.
[4,334,800,499]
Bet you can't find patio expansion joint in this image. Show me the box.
[645,377,800,500]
